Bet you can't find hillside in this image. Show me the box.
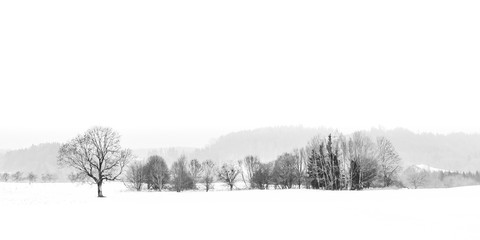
[190,126,334,163]
[1,127,479,176]
[368,128,480,172]
[188,127,480,172]
[0,143,71,178]
[132,147,196,165]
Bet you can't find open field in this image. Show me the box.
[1,182,479,240]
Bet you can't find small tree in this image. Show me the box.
[188,159,203,189]
[239,155,260,189]
[1,173,9,182]
[12,171,23,182]
[404,167,428,189]
[272,153,297,189]
[237,159,248,188]
[376,137,402,187]
[251,162,272,190]
[349,132,378,190]
[144,155,170,191]
[360,157,379,188]
[41,173,57,182]
[58,127,132,197]
[125,161,145,191]
[171,155,194,192]
[293,148,307,188]
[27,172,37,184]
[68,172,87,183]
[218,163,239,191]
[201,160,216,192]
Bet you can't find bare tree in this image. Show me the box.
[188,159,202,188]
[404,166,428,189]
[41,173,57,182]
[272,153,296,189]
[251,162,272,190]
[125,161,145,191]
[201,160,216,192]
[359,157,378,189]
[1,173,9,182]
[12,171,23,182]
[337,134,351,189]
[237,159,248,188]
[239,155,260,189]
[293,148,307,188]
[171,155,194,192]
[144,155,170,191]
[218,163,239,191]
[376,137,402,187]
[58,127,132,197]
[349,132,378,190]
[68,172,87,183]
[27,172,37,184]
[306,135,323,189]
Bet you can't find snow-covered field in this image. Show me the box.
[1,182,479,240]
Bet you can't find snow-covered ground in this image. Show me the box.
[0,182,479,240]
[415,164,451,172]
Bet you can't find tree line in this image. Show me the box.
[124,132,405,192]
[403,166,480,189]
[54,127,479,197]
[124,155,217,192]
[0,171,57,183]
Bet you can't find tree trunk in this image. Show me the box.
[229,184,233,191]
[97,181,104,197]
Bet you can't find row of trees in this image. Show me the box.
[125,155,226,192]
[0,172,58,183]
[124,132,404,192]
[236,154,304,190]
[403,167,480,189]
[223,133,400,191]
[125,153,301,192]
[231,132,402,191]
[123,132,403,192]
[57,126,227,196]
[305,133,402,190]
[58,127,477,197]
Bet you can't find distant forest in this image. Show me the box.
[1,127,480,181]
[193,127,480,172]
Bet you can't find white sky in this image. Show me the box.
[1,0,479,149]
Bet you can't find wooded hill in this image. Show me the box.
[189,127,480,172]
[1,127,479,177]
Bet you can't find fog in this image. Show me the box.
[1,0,479,149]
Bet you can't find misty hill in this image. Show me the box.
[1,127,479,177]
[367,128,480,172]
[188,127,480,172]
[132,147,196,164]
[190,126,334,163]
[414,164,451,173]
[0,143,69,177]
